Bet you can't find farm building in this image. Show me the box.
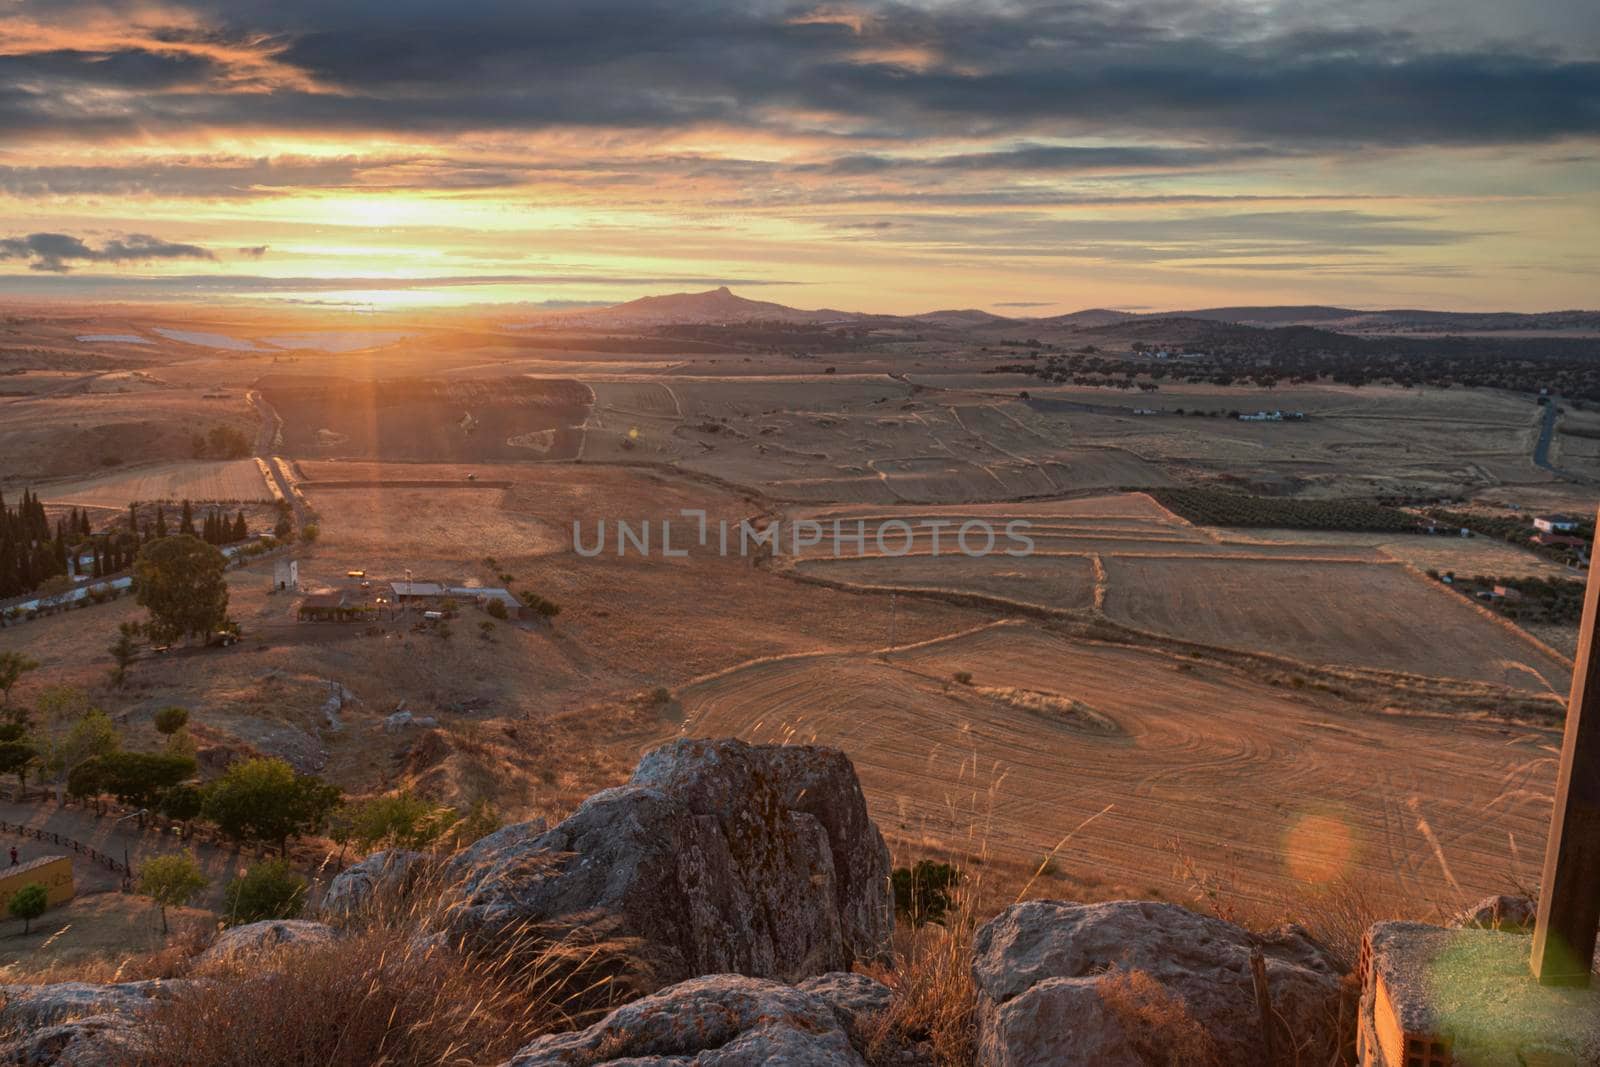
[390,580,446,602]
[1533,532,1586,549]
[1533,514,1580,534]
[298,590,359,622]
[274,558,299,592]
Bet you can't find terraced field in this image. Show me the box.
[681,623,1561,911]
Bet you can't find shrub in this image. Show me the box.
[484,598,508,621]
[153,705,189,736]
[138,852,208,933]
[952,671,973,686]
[223,860,307,925]
[7,882,47,933]
[299,523,319,544]
[892,860,961,927]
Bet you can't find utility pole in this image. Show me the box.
[889,592,897,651]
[1531,506,1600,986]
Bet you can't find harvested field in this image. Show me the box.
[261,375,590,462]
[1102,556,1571,691]
[793,553,1098,613]
[40,459,272,507]
[680,622,1561,912]
[302,484,566,563]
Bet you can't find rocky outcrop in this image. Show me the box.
[503,973,885,1066]
[972,900,1344,1066]
[0,980,182,1066]
[321,849,427,919]
[199,919,339,965]
[445,739,892,986]
[1454,894,1538,934]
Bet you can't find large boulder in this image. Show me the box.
[503,973,878,1066]
[321,849,427,920]
[445,739,893,986]
[0,980,182,1066]
[972,900,1344,1066]
[198,919,339,965]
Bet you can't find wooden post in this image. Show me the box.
[1531,507,1600,986]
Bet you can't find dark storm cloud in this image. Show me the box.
[0,232,215,272]
[1,1,1596,148]
[0,48,221,89]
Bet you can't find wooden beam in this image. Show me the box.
[1531,507,1600,986]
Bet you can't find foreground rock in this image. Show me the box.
[0,980,182,1065]
[505,973,886,1066]
[321,849,427,919]
[199,919,339,964]
[446,739,893,986]
[972,900,1343,1066]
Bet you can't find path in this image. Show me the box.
[0,798,241,908]
[1532,396,1597,487]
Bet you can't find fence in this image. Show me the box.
[0,819,129,875]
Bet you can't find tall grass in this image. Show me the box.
[130,865,646,1067]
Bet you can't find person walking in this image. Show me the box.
[8,846,17,866]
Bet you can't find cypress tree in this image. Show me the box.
[155,506,168,539]
[179,500,195,538]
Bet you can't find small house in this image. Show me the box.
[298,590,356,622]
[1533,514,1580,534]
[0,855,74,909]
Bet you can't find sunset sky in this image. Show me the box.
[1,0,1596,314]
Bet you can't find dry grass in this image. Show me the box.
[862,889,980,1066]
[119,862,650,1067]
[1098,969,1224,1067]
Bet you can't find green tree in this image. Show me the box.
[94,751,197,818]
[108,622,139,688]
[0,651,37,707]
[48,708,119,797]
[66,756,109,810]
[0,723,36,797]
[134,535,229,644]
[138,852,209,933]
[340,790,458,852]
[223,860,306,925]
[158,782,204,836]
[7,883,47,934]
[152,706,189,737]
[202,758,342,855]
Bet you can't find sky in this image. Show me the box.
[0,0,1597,314]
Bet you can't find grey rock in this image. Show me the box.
[0,1015,150,1067]
[972,900,1343,1067]
[0,980,183,1067]
[1454,894,1538,934]
[445,739,892,987]
[321,850,426,920]
[503,973,866,1066]
[199,919,339,964]
[796,972,893,1050]
[0,980,177,1029]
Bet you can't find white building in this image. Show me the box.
[1534,515,1580,534]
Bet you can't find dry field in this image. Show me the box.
[779,491,1570,692]
[0,389,259,487]
[680,621,1560,913]
[39,459,273,509]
